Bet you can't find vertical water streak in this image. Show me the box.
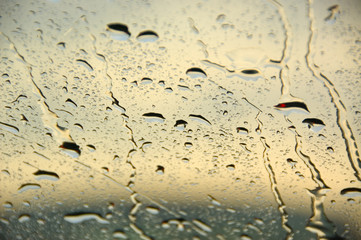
[0,32,74,145]
[260,137,294,240]
[306,0,361,182]
[267,0,293,97]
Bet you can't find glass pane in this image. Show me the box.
[1,0,360,239]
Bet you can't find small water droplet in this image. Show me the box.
[65,98,77,108]
[34,170,59,181]
[241,69,259,75]
[189,114,211,125]
[184,142,193,148]
[113,230,127,239]
[57,42,65,49]
[3,202,13,208]
[236,127,248,135]
[207,195,221,206]
[327,146,334,153]
[0,121,19,134]
[146,206,160,215]
[186,68,207,78]
[226,164,235,171]
[18,214,30,223]
[143,112,165,123]
[287,158,297,169]
[274,101,309,115]
[302,118,325,132]
[340,188,361,198]
[174,120,188,130]
[136,30,159,42]
[240,235,252,240]
[156,165,164,175]
[86,144,96,152]
[60,141,81,158]
[107,23,131,40]
[18,183,41,193]
[216,14,226,23]
[141,77,153,84]
[64,213,109,224]
[76,59,93,71]
[192,219,212,232]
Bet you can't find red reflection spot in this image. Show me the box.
[278,103,286,108]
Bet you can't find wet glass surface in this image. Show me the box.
[0,0,360,239]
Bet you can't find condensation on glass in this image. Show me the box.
[0,0,360,239]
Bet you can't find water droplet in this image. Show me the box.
[0,218,9,225]
[34,170,59,181]
[165,87,173,93]
[141,77,153,84]
[295,171,305,179]
[327,146,334,153]
[113,231,127,239]
[174,120,188,130]
[60,141,81,158]
[192,219,212,232]
[0,121,19,134]
[65,98,77,108]
[64,213,109,224]
[136,30,159,42]
[241,69,259,75]
[74,123,83,130]
[107,23,131,40]
[287,158,297,169]
[186,68,207,78]
[325,5,340,24]
[57,42,65,49]
[184,142,193,148]
[76,59,93,71]
[340,188,361,198]
[226,164,235,171]
[3,202,13,208]
[143,112,165,123]
[145,206,160,215]
[216,14,226,23]
[207,195,221,206]
[274,101,309,114]
[156,165,164,175]
[18,214,30,223]
[18,183,41,193]
[236,127,248,135]
[86,144,96,152]
[302,118,325,132]
[189,114,211,125]
[240,235,252,240]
